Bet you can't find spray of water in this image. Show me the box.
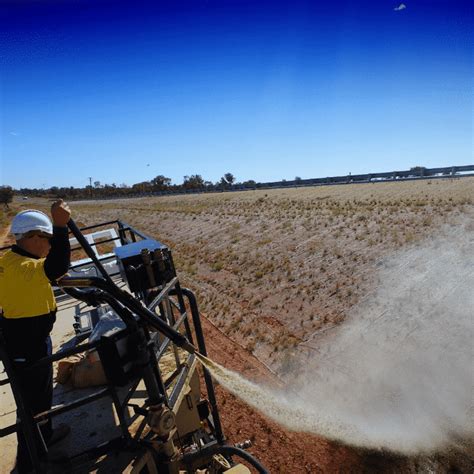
[198,223,474,454]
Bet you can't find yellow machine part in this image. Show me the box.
[172,357,202,437]
[224,466,252,474]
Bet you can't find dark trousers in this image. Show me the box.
[0,313,56,471]
[10,336,54,473]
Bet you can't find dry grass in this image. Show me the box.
[54,178,474,370]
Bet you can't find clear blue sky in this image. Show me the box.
[1,0,472,189]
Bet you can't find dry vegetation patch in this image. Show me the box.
[72,178,474,373]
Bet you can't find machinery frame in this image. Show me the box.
[0,219,267,473]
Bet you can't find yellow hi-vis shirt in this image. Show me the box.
[0,249,57,319]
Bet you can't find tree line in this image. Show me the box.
[4,165,458,206]
[0,173,262,203]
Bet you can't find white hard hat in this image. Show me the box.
[11,209,53,239]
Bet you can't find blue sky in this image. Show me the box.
[1,0,472,189]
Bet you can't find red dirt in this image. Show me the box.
[200,316,366,473]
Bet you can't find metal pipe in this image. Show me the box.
[147,277,179,309]
[70,235,120,251]
[74,219,119,232]
[25,341,99,370]
[117,220,149,240]
[175,288,225,445]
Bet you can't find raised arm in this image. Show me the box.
[44,200,71,281]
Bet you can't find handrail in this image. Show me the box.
[68,219,115,286]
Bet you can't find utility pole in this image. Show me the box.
[89,177,92,198]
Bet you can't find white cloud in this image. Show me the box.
[394,3,407,11]
[9,131,19,136]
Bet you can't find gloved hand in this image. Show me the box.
[51,199,71,227]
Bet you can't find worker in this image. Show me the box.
[0,200,72,473]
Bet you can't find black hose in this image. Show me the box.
[61,287,105,307]
[182,444,269,474]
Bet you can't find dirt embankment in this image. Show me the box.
[200,315,474,473]
[72,179,474,372]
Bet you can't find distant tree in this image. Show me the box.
[94,181,101,188]
[151,175,171,190]
[183,175,205,189]
[223,172,235,185]
[295,176,302,182]
[57,188,68,198]
[132,181,152,194]
[0,186,14,208]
